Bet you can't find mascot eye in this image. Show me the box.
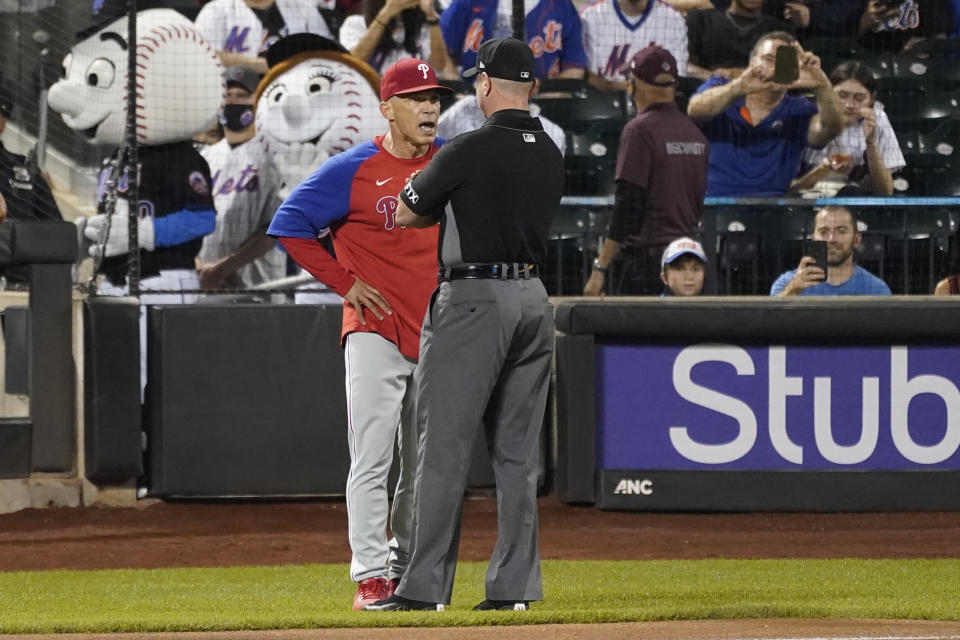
[61,53,73,78]
[305,72,335,95]
[85,58,115,88]
[264,83,286,104]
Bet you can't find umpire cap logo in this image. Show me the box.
[404,181,419,204]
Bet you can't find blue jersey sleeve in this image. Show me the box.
[441,0,472,66]
[558,0,587,70]
[267,142,377,238]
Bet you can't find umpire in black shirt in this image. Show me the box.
[365,37,563,612]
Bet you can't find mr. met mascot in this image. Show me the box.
[254,34,384,199]
[48,3,224,297]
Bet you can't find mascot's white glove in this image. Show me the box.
[275,142,330,200]
[83,200,156,258]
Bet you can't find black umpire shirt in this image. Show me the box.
[399,109,564,267]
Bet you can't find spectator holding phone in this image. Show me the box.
[770,205,891,296]
[791,61,904,196]
[685,0,793,81]
[686,31,844,198]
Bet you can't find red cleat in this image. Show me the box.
[352,577,390,611]
[387,578,400,596]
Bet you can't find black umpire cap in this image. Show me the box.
[463,38,535,83]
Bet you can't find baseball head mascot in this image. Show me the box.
[254,34,383,198]
[47,1,223,294]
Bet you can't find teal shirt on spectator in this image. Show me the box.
[770,265,892,296]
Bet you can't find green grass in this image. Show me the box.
[0,559,958,633]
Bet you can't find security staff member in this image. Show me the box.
[583,44,708,297]
[365,37,563,612]
[0,83,64,285]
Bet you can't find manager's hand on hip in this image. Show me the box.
[344,278,392,325]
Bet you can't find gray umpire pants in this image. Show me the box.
[396,276,554,605]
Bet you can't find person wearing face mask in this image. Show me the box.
[196,65,287,290]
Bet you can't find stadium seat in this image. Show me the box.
[856,233,887,280]
[873,76,959,133]
[719,232,761,295]
[533,82,628,195]
[892,55,960,93]
[895,38,960,59]
[533,80,627,133]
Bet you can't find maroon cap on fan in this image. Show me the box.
[627,43,679,86]
[380,58,452,101]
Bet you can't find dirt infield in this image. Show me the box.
[2,496,960,639]
[2,496,960,571]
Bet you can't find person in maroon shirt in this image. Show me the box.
[584,44,710,297]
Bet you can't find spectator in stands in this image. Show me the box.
[791,61,904,196]
[764,0,867,41]
[195,0,333,75]
[686,32,844,198]
[437,92,567,153]
[196,66,286,290]
[770,205,891,295]
[440,0,587,79]
[584,45,708,296]
[0,81,64,288]
[685,0,793,81]
[339,0,451,75]
[660,237,707,295]
[857,0,956,52]
[580,0,689,92]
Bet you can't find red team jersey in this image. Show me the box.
[267,135,442,359]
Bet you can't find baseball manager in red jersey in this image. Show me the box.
[267,58,451,610]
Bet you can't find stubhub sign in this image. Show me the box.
[597,343,960,470]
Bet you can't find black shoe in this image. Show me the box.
[363,594,445,611]
[473,599,530,611]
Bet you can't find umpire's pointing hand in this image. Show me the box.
[344,277,392,325]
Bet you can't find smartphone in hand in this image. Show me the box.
[803,239,828,277]
[772,45,799,84]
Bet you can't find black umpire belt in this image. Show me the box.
[439,263,540,283]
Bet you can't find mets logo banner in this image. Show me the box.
[597,342,960,471]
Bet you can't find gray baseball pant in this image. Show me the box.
[396,277,554,604]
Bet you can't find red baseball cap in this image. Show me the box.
[627,43,678,87]
[380,58,452,101]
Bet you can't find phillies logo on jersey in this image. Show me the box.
[464,19,484,52]
[529,21,562,58]
[210,165,260,196]
[377,195,400,230]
